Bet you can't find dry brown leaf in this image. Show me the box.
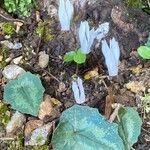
[51,97,62,107]
[84,67,99,80]
[129,65,142,75]
[24,119,43,136]
[38,94,54,120]
[126,81,145,93]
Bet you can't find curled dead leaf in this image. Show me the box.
[129,65,142,75]
[38,94,62,120]
[38,94,53,120]
[84,67,99,80]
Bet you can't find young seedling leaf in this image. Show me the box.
[4,72,45,116]
[137,46,150,59]
[115,107,142,150]
[52,105,124,150]
[73,49,86,64]
[64,51,76,62]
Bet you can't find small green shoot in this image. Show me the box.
[4,0,32,17]
[0,103,10,126]
[35,21,54,41]
[137,34,150,59]
[64,48,86,64]
[141,93,150,118]
[0,22,15,35]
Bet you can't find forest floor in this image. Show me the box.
[0,0,150,149]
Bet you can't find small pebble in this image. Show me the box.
[38,51,49,68]
[25,122,52,146]
[12,56,23,64]
[6,111,26,134]
[2,65,25,80]
[0,40,22,49]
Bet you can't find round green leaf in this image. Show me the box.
[137,46,150,59]
[115,107,142,150]
[52,105,124,150]
[73,49,86,64]
[4,72,45,116]
[64,51,76,62]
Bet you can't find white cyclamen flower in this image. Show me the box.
[58,0,74,31]
[79,21,96,54]
[101,38,120,76]
[72,77,86,104]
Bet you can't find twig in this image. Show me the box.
[0,137,15,141]
[0,13,25,24]
[44,68,61,83]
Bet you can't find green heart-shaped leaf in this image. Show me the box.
[4,72,45,116]
[52,105,124,150]
[115,107,142,150]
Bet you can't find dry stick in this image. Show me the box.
[109,104,122,123]
[44,68,61,83]
[0,12,24,23]
[0,137,15,141]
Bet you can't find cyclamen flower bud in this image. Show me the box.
[72,77,86,104]
[101,38,120,76]
[58,0,74,31]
